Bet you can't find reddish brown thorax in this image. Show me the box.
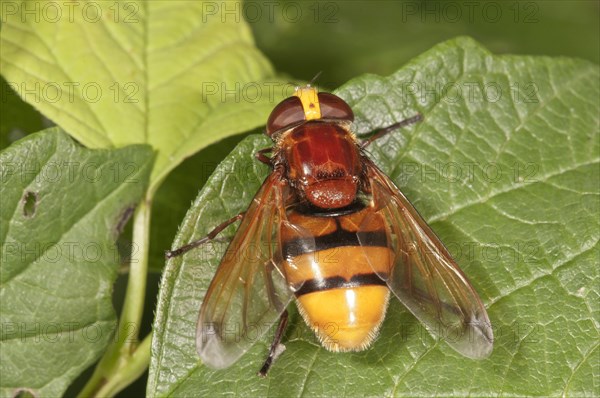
[281,124,361,209]
[266,87,360,209]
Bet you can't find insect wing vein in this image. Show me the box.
[358,160,493,359]
[196,172,295,369]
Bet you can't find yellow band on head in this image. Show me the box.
[294,86,321,120]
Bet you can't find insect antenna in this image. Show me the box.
[308,71,323,86]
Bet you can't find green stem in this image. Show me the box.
[93,332,153,398]
[78,199,152,398]
[120,198,151,348]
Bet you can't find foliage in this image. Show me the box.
[1,0,598,396]
[149,38,599,397]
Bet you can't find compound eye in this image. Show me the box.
[318,93,354,122]
[266,96,305,136]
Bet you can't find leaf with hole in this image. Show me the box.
[0,128,153,397]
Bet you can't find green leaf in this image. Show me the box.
[148,131,257,273]
[0,128,153,397]
[149,38,599,396]
[0,0,287,193]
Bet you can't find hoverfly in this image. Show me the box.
[167,86,493,376]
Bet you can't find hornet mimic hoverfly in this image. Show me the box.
[167,86,493,376]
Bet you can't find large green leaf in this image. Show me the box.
[149,38,599,396]
[0,128,153,397]
[0,0,287,193]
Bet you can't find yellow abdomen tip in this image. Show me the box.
[296,285,390,351]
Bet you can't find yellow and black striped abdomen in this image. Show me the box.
[281,205,392,352]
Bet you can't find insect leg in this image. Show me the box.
[361,113,423,148]
[165,212,245,258]
[256,260,290,377]
[255,147,273,165]
[258,309,289,378]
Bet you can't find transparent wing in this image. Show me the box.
[196,171,296,369]
[358,160,493,358]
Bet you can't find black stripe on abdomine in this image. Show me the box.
[282,228,387,257]
[295,273,388,296]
